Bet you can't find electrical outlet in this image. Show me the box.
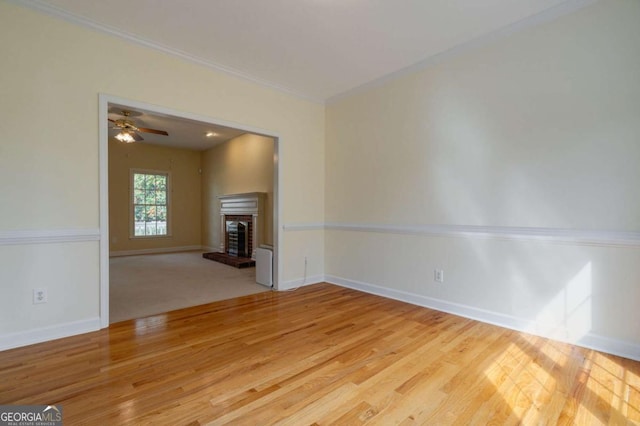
[434,269,444,283]
[33,288,48,304]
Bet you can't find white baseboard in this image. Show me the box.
[279,274,325,291]
[109,245,203,257]
[325,275,640,362]
[0,317,101,351]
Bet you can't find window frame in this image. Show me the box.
[129,168,172,239]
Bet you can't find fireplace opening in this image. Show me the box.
[203,193,263,269]
[226,220,249,258]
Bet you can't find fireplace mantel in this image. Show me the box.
[218,192,266,259]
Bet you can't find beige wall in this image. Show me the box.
[108,140,202,253]
[0,2,324,341]
[327,0,640,230]
[201,134,275,250]
[325,0,640,350]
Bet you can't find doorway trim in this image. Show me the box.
[98,93,282,328]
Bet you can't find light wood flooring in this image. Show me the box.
[1,283,638,425]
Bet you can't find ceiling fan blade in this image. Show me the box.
[137,127,169,136]
[132,132,144,141]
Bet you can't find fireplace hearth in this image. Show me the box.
[202,252,255,268]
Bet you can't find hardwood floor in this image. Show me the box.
[1,283,638,425]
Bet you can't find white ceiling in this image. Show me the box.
[29,0,586,102]
[108,104,246,151]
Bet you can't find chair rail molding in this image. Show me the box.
[323,222,640,248]
[282,223,325,232]
[0,228,100,245]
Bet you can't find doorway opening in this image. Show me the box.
[99,94,280,326]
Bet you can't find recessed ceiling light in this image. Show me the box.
[205,132,216,137]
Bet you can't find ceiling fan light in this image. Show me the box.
[115,131,136,143]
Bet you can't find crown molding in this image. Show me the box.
[327,0,599,104]
[10,0,597,105]
[8,0,324,105]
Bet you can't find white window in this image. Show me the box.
[130,170,170,238]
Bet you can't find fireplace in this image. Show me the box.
[226,221,248,257]
[225,219,250,258]
[218,192,265,260]
[202,193,265,268]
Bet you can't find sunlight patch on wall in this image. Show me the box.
[532,262,592,343]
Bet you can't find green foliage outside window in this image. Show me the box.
[133,172,168,236]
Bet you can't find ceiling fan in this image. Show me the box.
[109,110,169,143]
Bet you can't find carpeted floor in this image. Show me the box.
[109,251,270,323]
